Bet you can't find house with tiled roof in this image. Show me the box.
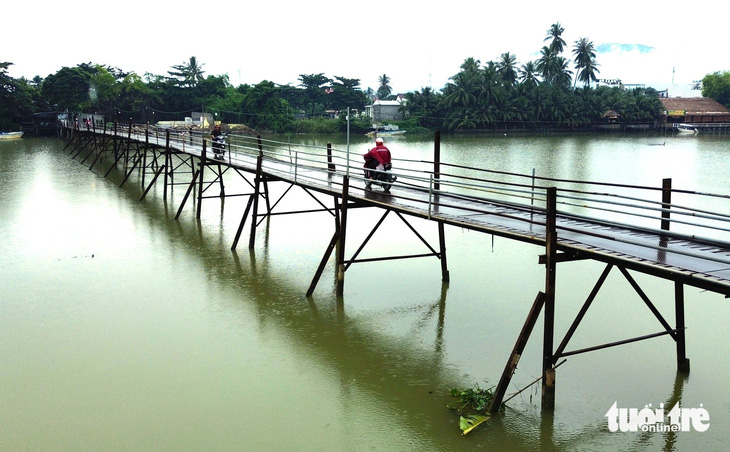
[660,97,730,127]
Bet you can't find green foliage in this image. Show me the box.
[448,384,502,435]
[702,71,730,108]
[292,117,341,134]
[0,62,36,130]
[459,414,490,436]
[41,66,94,112]
[448,384,499,412]
[167,56,205,87]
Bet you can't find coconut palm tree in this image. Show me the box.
[443,72,477,109]
[536,46,560,85]
[572,38,600,86]
[376,74,392,99]
[168,56,206,87]
[519,61,539,87]
[460,57,481,75]
[554,57,574,89]
[496,52,518,86]
[544,22,566,54]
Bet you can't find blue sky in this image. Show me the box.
[3,0,725,96]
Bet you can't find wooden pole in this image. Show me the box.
[197,141,207,219]
[661,178,672,232]
[336,175,350,296]
[490,292,546,412]
[434,131,449,281]
[327,143,335,171]
[542,187,557,410]
[164,130,170,201]
[675,281,690,373]
[249,150,264,249]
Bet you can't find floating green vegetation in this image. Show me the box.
[447,384,504,435]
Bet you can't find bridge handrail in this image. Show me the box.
[84,125,730,248]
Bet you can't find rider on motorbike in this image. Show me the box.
[363,137,396,192]
[211,124,225,157]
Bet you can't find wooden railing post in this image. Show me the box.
[661,178,672,232]
[327,143,335,171]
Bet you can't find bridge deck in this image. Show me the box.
[89,127,730,296]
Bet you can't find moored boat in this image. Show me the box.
[365,124,406,137]
[674,123,698,135]
[0,131,24,140]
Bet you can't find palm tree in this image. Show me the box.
[572,38,600,86]
[496,52,518,86]
[443,72,477,109]
[544,22,566,54]
[554,57,574,89]
[519,61,539,87]
[460,57,481,75]
[536,46,560,85]
[377,74,392,99]
[167,56,206,87]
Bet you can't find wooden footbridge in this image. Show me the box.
[60,122,730,411]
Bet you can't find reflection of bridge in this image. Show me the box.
[61,122,730,411]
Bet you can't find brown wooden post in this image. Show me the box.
[197,141,207,219]
[164,130,170,201]
[336,175,350,296]
[675,281,690,373]
[142,128,149,187]
[542,187,557,410]
[434,131,449,281]
[661,178,672,231]
[306,197,341,297]
[327,143,335,171]
[490,292,546,412]
[433,131,441,191]
[249,150,264,249]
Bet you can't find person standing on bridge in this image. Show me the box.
[363,137,393,191]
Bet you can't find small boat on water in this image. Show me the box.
[674,123,698,135]
[0,131,24,140]
[365,124,406,137]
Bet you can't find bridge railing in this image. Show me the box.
[226,135,730,247]
[90,125,730,248]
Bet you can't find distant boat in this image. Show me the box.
[365,124,406,137]
[674,123,698,135]
[0,131,24,140]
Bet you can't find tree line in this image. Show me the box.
[2,22,730,134]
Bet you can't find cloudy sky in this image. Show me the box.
[3,0,726,96]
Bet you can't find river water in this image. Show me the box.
[1,132,729,451]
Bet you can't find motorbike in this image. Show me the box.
[212,133,227,159]
[366,163,397,193]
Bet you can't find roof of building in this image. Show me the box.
[660,97,730,114]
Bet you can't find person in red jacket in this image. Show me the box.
[363,137,393,190]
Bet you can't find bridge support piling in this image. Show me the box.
[675,282,690,373]
[163,130,170,201]
[542,187,557,410]
[196,143,207,219]
[336,175,350,296]
[306,197,341,298]
[248,150,264,249]
[433,131,450,282]
[490,291,546,412]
